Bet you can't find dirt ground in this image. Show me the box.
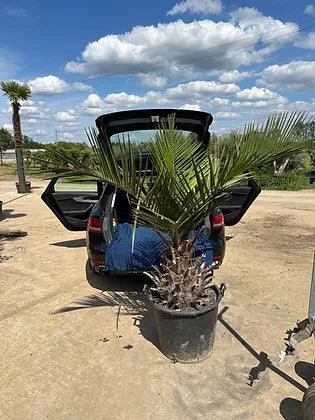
[0,180,314,420]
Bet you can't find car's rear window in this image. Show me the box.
[111,129,197,148]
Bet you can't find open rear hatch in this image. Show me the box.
[96,109,213,144]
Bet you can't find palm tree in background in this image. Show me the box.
[1,81,32,193]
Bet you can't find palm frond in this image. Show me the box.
[33,111,308,245]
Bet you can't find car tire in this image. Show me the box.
[302,383,315,420]
[87,259,101,275]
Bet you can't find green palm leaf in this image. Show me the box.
[33,111,308,245]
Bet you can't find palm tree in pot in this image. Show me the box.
[1,81,32,193]
[35,112,308,362]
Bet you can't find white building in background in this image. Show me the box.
[2,149,44,163]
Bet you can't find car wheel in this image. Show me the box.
[302,383,315,420]
[87,259,101,275]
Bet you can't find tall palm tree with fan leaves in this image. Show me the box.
[1,81,32,193]
[34,111,308,309]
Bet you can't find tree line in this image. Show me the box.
[0,128,43,164]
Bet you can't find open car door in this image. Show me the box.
[41,178,102,231]
[221,179,261,226]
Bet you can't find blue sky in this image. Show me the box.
[1,0,315,142]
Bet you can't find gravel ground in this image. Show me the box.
[0,181,314,420]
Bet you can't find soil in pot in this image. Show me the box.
[145,284,224,363]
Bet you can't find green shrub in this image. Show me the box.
[255,170,314,190]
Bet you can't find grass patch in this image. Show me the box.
[0,164,16,181]
[0,163,44,181]
[11,164,44,179]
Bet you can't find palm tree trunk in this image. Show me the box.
[12,102,27,192]
[274,158,289,176]
[277,158,289,176]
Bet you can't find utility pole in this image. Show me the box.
[54,129,58,143]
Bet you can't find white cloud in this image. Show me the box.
[232,100,285,110]
[231,87,287,112]
[83,91,150,115]
[284,99,315,117]
[0,98,86,142]
[164,80,239,100]
[82,93,104,109]
[209,97,229,106]
[105,92,147,106]
[19,104,47,121]
[0,99,51,123]
[229,8,297,43]
[236,86,282,102]
[179,103,201,111]
[26,128,48,137]
[63,132,76,140]
[79,80,239,115]
[58,122,78,128]
[140,74,168,88]
[80,94,105,115]
[215,111,240,119]
[54,110,77,122]
[259,61,315,90]
[167,0,223,16]
[20,99,34,106]
[2,123,13,132]
[29,75,91,95]
[218,70,254,83]
[65,12,297,79]
[305,4,315,15]
[21,105,40,115]
[295,32,315,49]
[0,107,10,115]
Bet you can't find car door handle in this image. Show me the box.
[73,197,98,204]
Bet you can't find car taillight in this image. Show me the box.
[87,216,102,232]
[212,212,224,229]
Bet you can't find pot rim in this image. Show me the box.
[15,181,31,186]
[143,283,226,317]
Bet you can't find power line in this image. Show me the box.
[73,17,315,84]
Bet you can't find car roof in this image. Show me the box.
[95,109,213,139]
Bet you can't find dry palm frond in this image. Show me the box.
[0,229,27,238]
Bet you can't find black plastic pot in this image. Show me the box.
[144,283,226,363]
[15,181,31,194]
